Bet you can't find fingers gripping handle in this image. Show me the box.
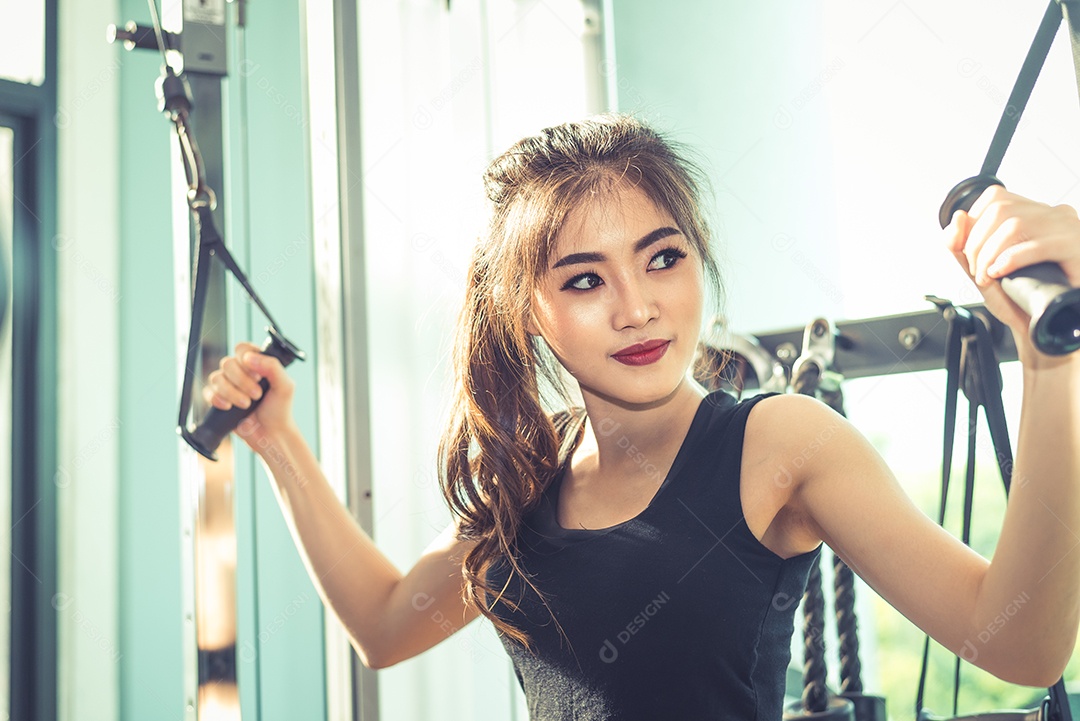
[939,174,1080,356]
[179,328,305,461]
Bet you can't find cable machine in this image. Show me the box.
[698,297,1072,720]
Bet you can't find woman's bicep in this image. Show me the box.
[769,394,989,660]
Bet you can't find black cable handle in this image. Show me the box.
[139,8,305,461]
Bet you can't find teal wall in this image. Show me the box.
[116,0,182,713]
[117,0,326,718]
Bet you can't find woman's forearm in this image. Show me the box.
[975,352,1080,683]
[251,421,404,667]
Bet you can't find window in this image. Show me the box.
[0,1,46,85]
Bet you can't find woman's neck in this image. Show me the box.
[570,377,708,486]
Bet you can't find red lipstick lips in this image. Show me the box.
[612,339,670,366]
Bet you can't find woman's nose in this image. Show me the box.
[612,275,659,329]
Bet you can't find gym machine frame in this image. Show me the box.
[702,297,1017,393]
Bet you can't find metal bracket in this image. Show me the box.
[792,317,843,394]
[699,299,1019,395]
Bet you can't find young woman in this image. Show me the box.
[204,114,1080,719]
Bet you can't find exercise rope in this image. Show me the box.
[833,549,862,696]
[811,383,864,698]
[787,322,886,721]
[802,557,831,712]
[791,361,831,715]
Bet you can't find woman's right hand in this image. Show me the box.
[202,341,296,452]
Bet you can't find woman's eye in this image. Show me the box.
[560,248,688,292]
[562,273,602,291]
[649,247,688,270]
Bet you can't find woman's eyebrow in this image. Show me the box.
[550,226,682,270]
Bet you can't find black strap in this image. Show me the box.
[914,304,966,718]
[914,301,1072,720]
[1064,2,1080,96]
[157,65,305,459]
[914,302,962,717]
[980,1,1066,177]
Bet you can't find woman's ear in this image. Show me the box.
[525,306,541,337]
[525,289,547,337]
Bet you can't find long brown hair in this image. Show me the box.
[437,113,726,650]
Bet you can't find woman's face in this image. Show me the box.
[527,182,705,407]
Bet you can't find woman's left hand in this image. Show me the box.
[944,185,1080,363]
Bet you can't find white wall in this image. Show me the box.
[355,0,603,718]
[611,1,1080,334]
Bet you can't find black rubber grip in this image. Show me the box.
[940,175,1080,356]
[181,328,304,461]
[938,173,1003,230]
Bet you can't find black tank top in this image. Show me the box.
[486,389,822,720]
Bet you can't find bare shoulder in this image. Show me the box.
[739,392,844,559]
[741,391,844,478]
[740,391,997,680]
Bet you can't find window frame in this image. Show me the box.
[0,0,59,717]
